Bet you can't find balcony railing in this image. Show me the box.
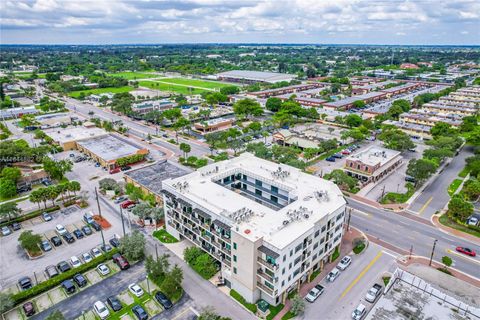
[257,257,278,271]
[256,281,274,296]
[257,269,274,283]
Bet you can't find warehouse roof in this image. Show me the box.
[216,70,297,83]
[77,134,144,161]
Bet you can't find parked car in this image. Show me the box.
[456,246,476,257]
[327,268,341,282]
[62,232,75,243]
[82,225,93,235]
[121,165,132,171]
[109,237,120,248]
[62,279,76,294]
[337,256,352,271]
[55,224,67,235]
[51,236,62,247]
[11,222,21,231]
[114,196,128,204]
[315,284,325,294]
[42,212,53,222]
[325,156,336,162]
[45,265,59,279]
[154,291,173,309]
[467,217,479,226]
[83,212,95,224]
[40,240,52,252]
[91,247,102,258]
[22,302,36,317]
[113,253,130,270]
[305,287,322,303]
[332,153,343,159]
[90,221,101,231]
[405,176,416,183]
[18,277,33,290]
[107,296,123,312]
[100,244,113,253]
[121,200,136,209]
[341,150,351,155]
[351,303,366,320]
[73,273,87,287]
[97,263,110,276]
[82,252,93,263]
[94,301,110,320]
[109,168,121,174]
[128,283,144,297]
[57,261,71,273]
[132,305,148,320]
[1,226,12,236]
[73,229,84,239]
[70,256,82,268]
[365,283,383,302]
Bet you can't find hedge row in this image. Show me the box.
[0,206,60,228]
[12,249,118,305]
[230,289,257,313]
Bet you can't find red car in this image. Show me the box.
[120,200,135,209]
[109,168,121,174]
[456,246,476,257]
[112,253,130,270]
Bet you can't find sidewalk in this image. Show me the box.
[273,227,364,320]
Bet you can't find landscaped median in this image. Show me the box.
[448,179,463,196]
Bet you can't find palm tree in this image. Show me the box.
[29,190,42,209]
[46,186,59,207]
[56,184,67,204]
[69,181,81,197]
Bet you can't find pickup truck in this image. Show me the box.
[365,283,383,302]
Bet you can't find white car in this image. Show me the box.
[93,301,110,319]
[305,287,322,303]
[70,256,82,268]
[351,303,366,320]
[91,247,102,258]
[128,283,144,297]
[327,267,341,282]
[365,283,383,302]
[82,252,93,263]
[337,256,352,271]
[55,224,67,235]
[97,264,110,276]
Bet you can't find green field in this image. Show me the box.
[108,72,163,80]
[160,78,233,89]
[138,81,206,95]
[68,86,133,98]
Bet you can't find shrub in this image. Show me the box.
[230,290,257,313]
[183,247,218,279]
[18,230,42,256]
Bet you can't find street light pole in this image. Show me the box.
[146,275,150,294]
[429,239,438,266]
[120,205,126,237]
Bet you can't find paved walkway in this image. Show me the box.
[273,227,363,320]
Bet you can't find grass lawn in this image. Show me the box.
[331,246,340,262]
[281,311,295,320]
[153,228,179,243]
[107,72,163,80]
[107,289,161,320]
[266,304,285,320]
[458,167,470,178]
[380,183,415,204]
[353,242,366,254]
[439,214,480,238]
[230,290,257,313]
[138,81,207,95]
[68,86,133,98]
[448,179,463,196]
[160,78,234,89]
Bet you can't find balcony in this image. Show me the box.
[257,257,278,271]
[256,281,274,296]
[257,269,274,283]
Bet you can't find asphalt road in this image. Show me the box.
[348,198,480,278]
[409,146,473,218]
[31,262,147,320]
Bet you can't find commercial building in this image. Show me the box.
[0,106,38,120]
[344,146,402,184]
[272,129,321,150]
[44,125,107,150]
[193,118,234,134]
[124,160,191,204]
[162,153,346,306]
[248,83,324,99]
[216,70,297,84]
[132,100,175,114]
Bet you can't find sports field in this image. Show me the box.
[107,72,163,80]
[138,77,236,95]
[68,86,133,98]
[159,78,233,89]
[138,81,206,95]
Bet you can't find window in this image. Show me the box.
[283,255,286,262]
[289,262,292,270]
[289,249,293,257]
[293,268,300,277]
[233,267,237,274]
[282,268,285,275]
[270,195,278,203]
[321,225,326,232]
[255,189,262,196]
[320,237,325,244]
[271,185,278,193]
[233,255,237,262]
[255,179,262,187]
[281,280,285,287]
[233,242,237,250]
[295,243,302,253]
[242,174,247,180]
[313,243,318,250]
[314,230,320,238]
[294,256,301,266]
[288,275,291,281]
[312,254,317,260]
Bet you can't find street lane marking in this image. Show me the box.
[418,197,433,215]
[446,249,480,265]
[172,306,194,320]
[340,251,383,299]
[351,209,372,218]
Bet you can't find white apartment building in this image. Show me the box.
[161,153,346,306]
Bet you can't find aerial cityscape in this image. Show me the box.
[0,1,479,320]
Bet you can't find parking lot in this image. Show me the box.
[303,243,397,320]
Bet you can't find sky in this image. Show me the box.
[1,0,479,45]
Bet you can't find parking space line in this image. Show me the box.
[171,306,193,320]
[418,197,433,215]
[340,251,383,299]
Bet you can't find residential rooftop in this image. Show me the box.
[162,153,345,249]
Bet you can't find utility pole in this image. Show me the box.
[409,245,413,260]
[380,185,386,200]
[95,187,106,247]
[429,239,438,266]
[120,205,126,237]
[346,207,352,231]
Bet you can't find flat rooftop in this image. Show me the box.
[77,134,144,161]
[347,146,401,167]
[44,126,107,143]
[324,91,386,108]
[163,153,345,249]
[216,70,297,83]
[125,160,191,195]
